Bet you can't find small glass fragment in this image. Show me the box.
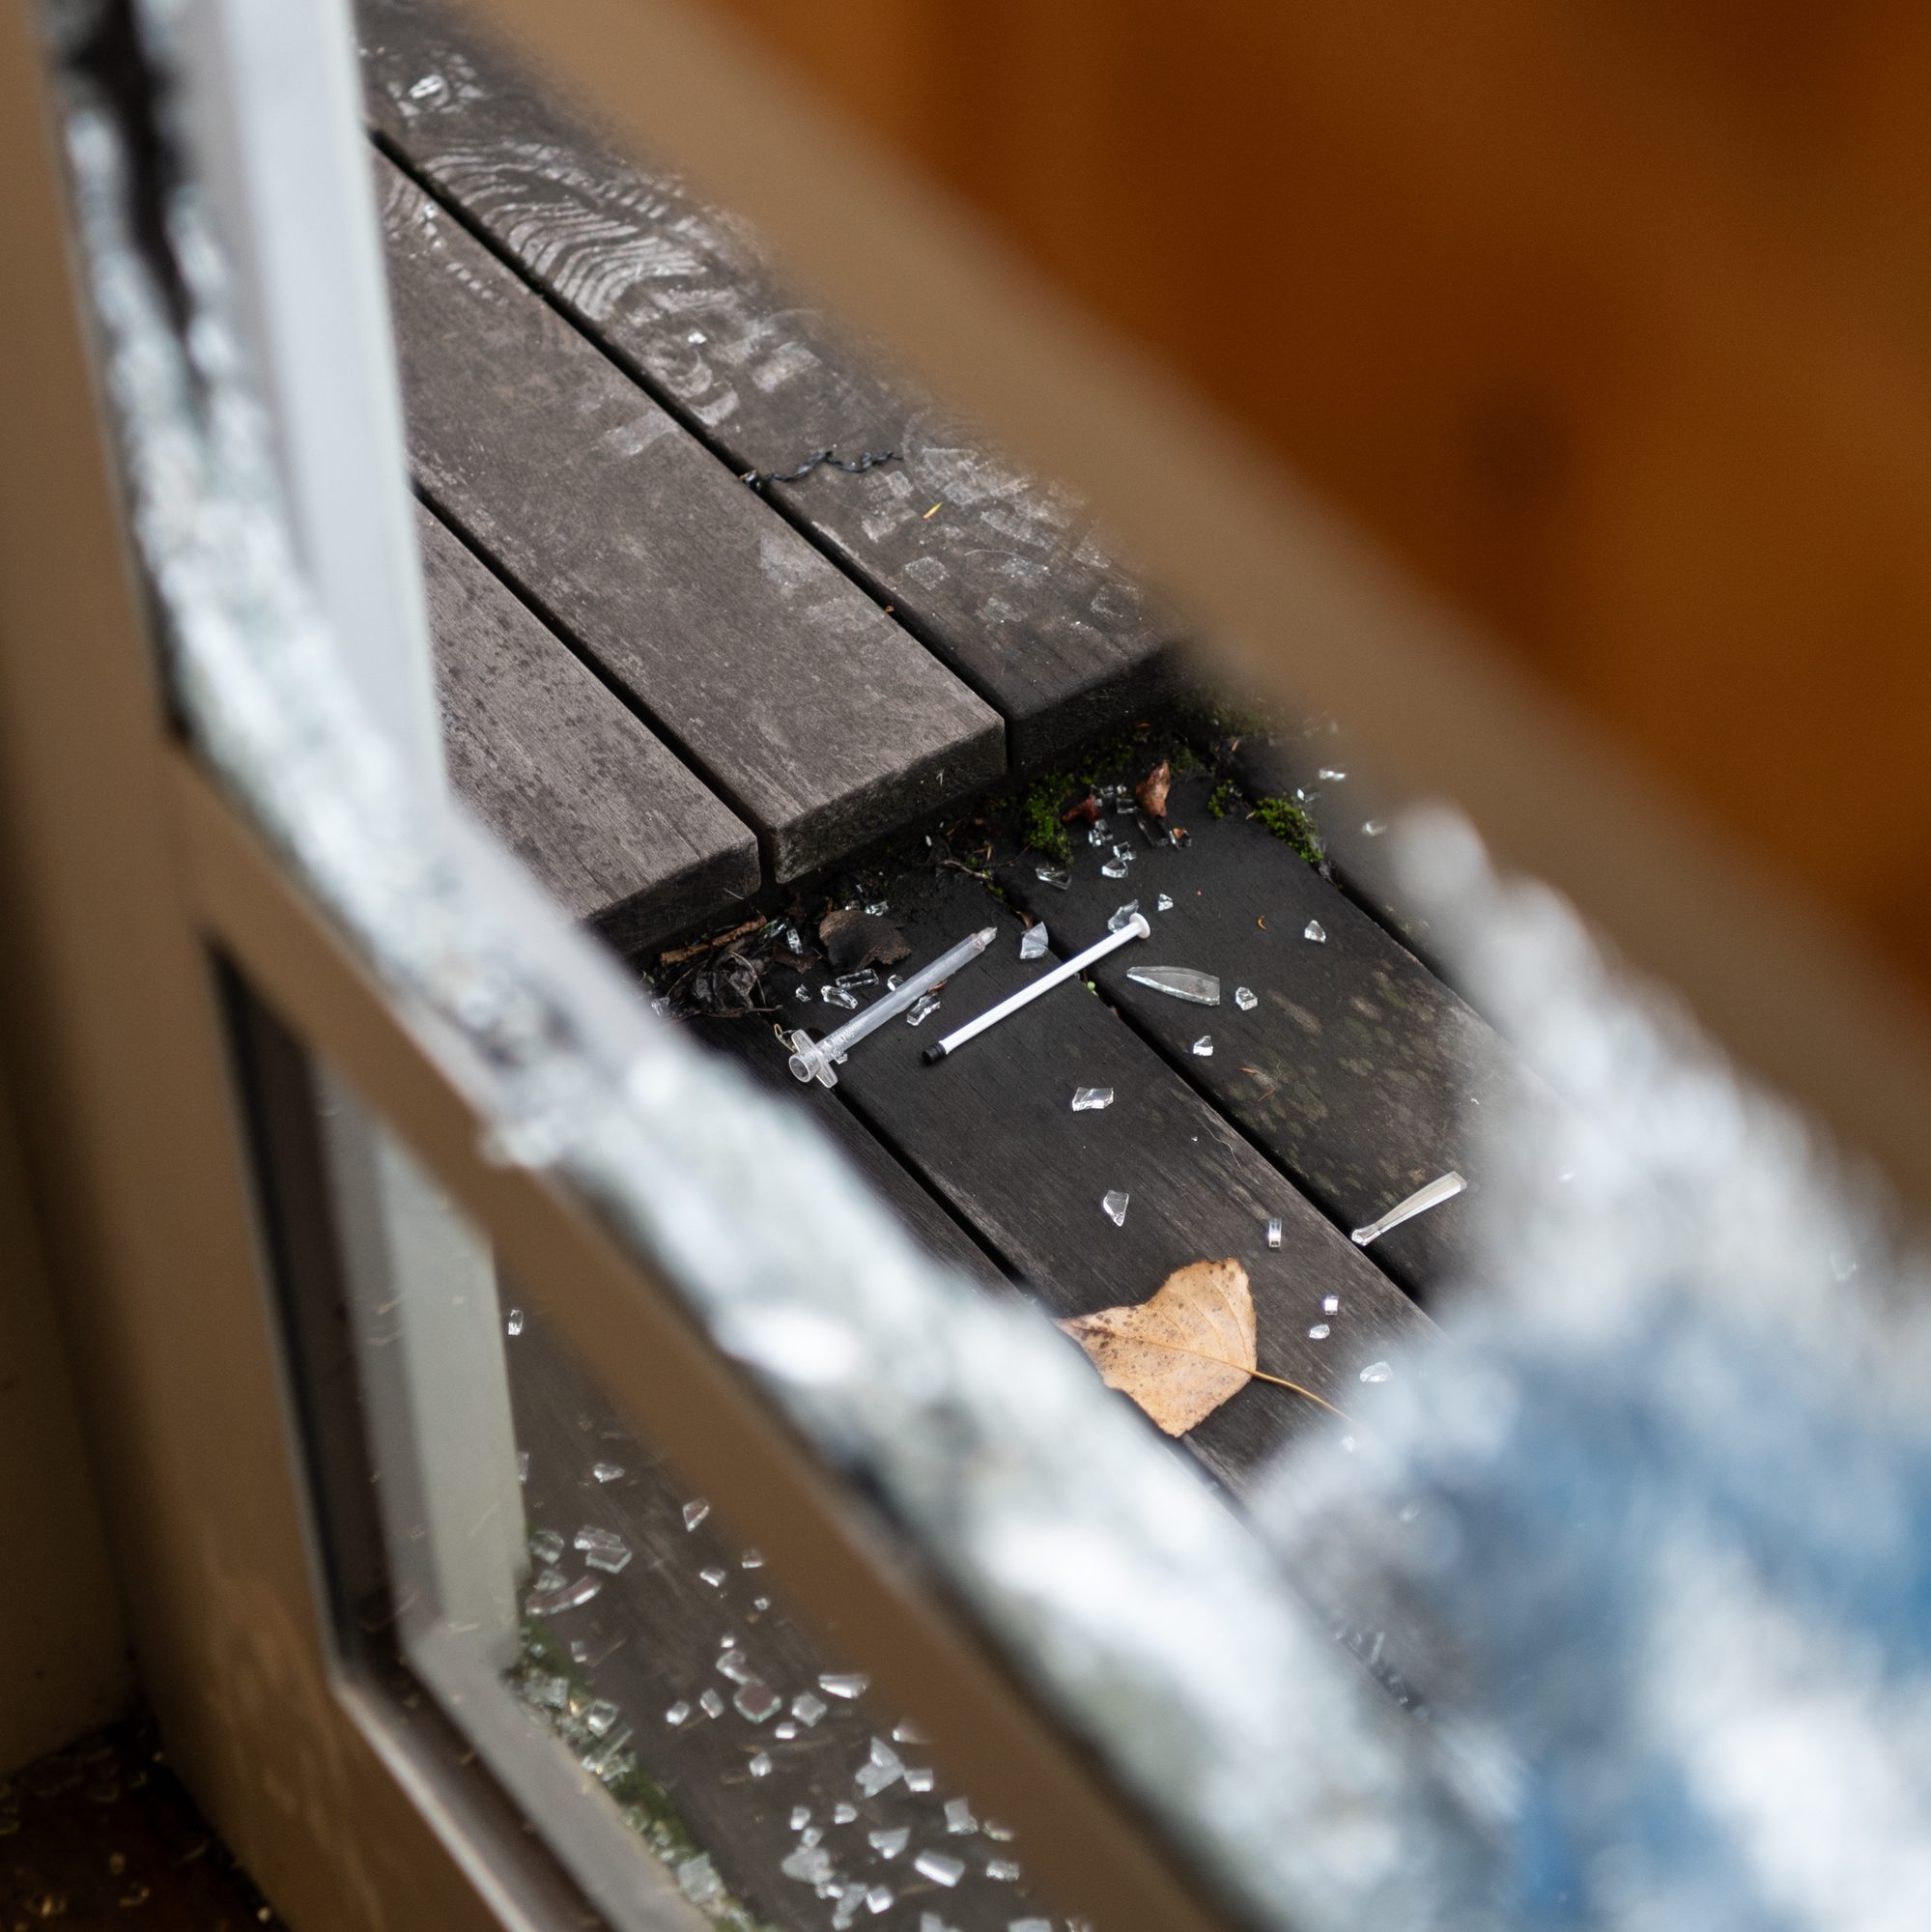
[868,1827,910,1860]
[1071,1086,1114,1111]
[1349,1170,1467,1246]
[1088,823,1109,847]
[741,1548,765,1570]
[982,1819,1015,1841]
[834,1887,868,1931]
[749,1752,774,1778]
[1019,924,1049,961]
[1359,1361,1393,1384]
[1100,1189,1129,1227]
[1009,1921,1053,1932]
[914,1851,965,1887]
[855,1737,905,1796]
[698,1567,727,1589]
[517,1449,530,1483]
[774,1721,798,1739]
[838,969,880,992]
[532,1566,564,1594]
[716,1649,755,1685]
[590,1461,624,1484]
[821,984,860,1009]
[1155,893,1174,912]
[1362,819,1387,837]
[904,993,942,1027]
[1323,1293,1340,1313]
[835,1802,859,1824]
[791,1807,812,1832]
[904,1767,934,1793]
[891,1719,931,1744]
[794,985,811,1002]
[944,1799,977,1834]
[699,1689,726,1719]
[791,1691,829,1727]
[1106,898,1141,931]
[1319,766,1347,781]
[781,1843,836,1887]
[1099,858,1129,879]
[1304,920,1326,943]
[819,1671,870,1699]
[679,1856,725,1909]
[570,1639,590,1662]
[1234,985,1258,1011]
[866,1889,894,1916]
[527,1573,601,1617]
[786,926,805,954]
[529,1527,565,1566]
[664,1701,692,1726]
[575,1527,631,1575]
[1125,965,1220,1005]
[583,1700,620,1738]
[1309,1322,1331,1340]
[505,1306,525,1336]
[682,1498,710,1530]
[1034,864,1071,891]
[734,1682,783,1724]
[1191,1035,1213,1057]
[1265,1216,1282,1249]
[864,900,890,917]
[985,1858,1021,1882]
[753,1596,771,1612]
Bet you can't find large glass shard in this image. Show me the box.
[1125,966,1221,1006]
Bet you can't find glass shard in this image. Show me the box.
[1265,1216,1282,1250]
[1033,863,1071,891]
[1303,920,1326,943]
[1101,1189,1129,1227]
[867,1826,910,1859]
[903,1767,934,1793]
[582,1699,620,1738]
[1362,819,1387,837]
[781,1843,836,1886]
[821,984,860,1010]
[905,993,942,1027]
[855,1737,904,1796]
[863,901,890,917]
[1234,986,1258,1011]
[716,1648,754,1685]
[505,1306,525,1336]
[590,1461,624,1484]
[682,1498,710,1530]
[1318,766,1347,781]
[664,1701,692,1726]
[1099,859,1129,879]
[891,1719,930,1744]
[1125,965,1220,1006]
[834,1802,859,1824]
[734,1682,782,1724]
[1019,923,1049,961]
[1071,1087,1114,1112]
[749,1752,774,1778]
[1309,1323,1331,1340]
[529,1527,565,1566]
[819,1671,870,1699]
[1359,1362,1393,1384]
[791,1691,829,1727]
[866,1888,894,1915]
[1191,1036,1213,1058]
[526,1573,601,1617]
[698,1689,725,1719]
[1323,1293,1340,1313]
[985,1858,1021,1881]
[1155,893,1174,912]
[1349,1170,1468,1246]
[914,1851,965,1887]
[698,1567,727,1588]
[741,1548,765,1569]
[516,1449,530,1484]
[790,1806,811,1832]
[1106,899,1141,932]
[944,1798,977,1834]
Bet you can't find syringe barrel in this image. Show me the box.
[789,925,995,1081]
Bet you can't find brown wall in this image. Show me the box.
[703,0,1931,1003]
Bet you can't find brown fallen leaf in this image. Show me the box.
[1061,790,1100,827]
[818,908,910,975]
[1060,1259,1256,1435]
[1135,758,1172,818]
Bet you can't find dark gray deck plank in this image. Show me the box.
[1002,766,1541,1297]
[356,0,1181,769]
[773,867,1430,1493]
[377,156,1004,884]
[418,501,760,952]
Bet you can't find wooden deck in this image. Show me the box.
[349,4,1542,1925]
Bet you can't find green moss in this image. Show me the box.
[1166,737,1203,775]
[1252,793,1325,867]
[1016,770,1074,861]
[1207,780,1241,820]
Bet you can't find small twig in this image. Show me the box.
[658,917,761,966]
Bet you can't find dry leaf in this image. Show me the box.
[1135,759,1172,818]
[818,908,910,974]
[1061,790,1100,826]
[1059,1259,1255,1435]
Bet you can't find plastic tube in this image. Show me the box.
[787,926,996,1086]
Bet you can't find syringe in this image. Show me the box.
[787,925,996,1086]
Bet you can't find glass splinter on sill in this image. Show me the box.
[1071,1086,1113,1111]
[864,900,890,917]
[1101,1189,1129,1227]
[716,1649,754,1685]
[791,1806,811,1832]
[741,1548,765,1569]
[904,1767,934,1792]
[819,1671,870,1699]
[1360,1362,1393,1384]
[838,969,880,992]
[1309,1323,1330,1339]
[527,1573,602,1617]
[1100,859,1129,879]
[734,1682,782,1724]
[1191,1036,1213,1058]
[866,1888,893,1916]
[1323,1293,1341,1313]
[749,1752,774,1778]
[774,1721,798,1739]
[1156,893,1174,911]
[591,1461,623,1484]
[1034,863,1071,891]
[1304,920,1327,943]
[1019,923,1049,961]
[1125,965,1220,1006]
[1234,985,1258,1011]
[868,1826,910,1859]
[855,1737,904,1795]
[1107,898,1141,932]
[505,1306,525,1336]
[1088,826,1108,848]
[698,1567,727,1588]
[1265,1216,1282,1249]
[791,1691,829,1726]
[682,1498,710,1530]
[1349,1170,1468,1246]
[986,1858,1021,1881]
[905,993,941,1027]
[944,1798,977,1834]
[782,1843,835,1886]
[583,1700,620,1738]
[665,1701,692,1726]
[698,1689,726,1719]
[914,1851,965,1887]
[835,1802,858,1825]
[532,1566,565,1594]
[529,1527,565,1566]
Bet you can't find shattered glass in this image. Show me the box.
[1070,1087,1114,1112]
[1019,923,1049,961]
[1125,966,1221,1006]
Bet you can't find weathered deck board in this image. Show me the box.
[1002,765,1540,1297]
[768,867,1430,1493]
[378,156,1004,884]
[418,501,760,952]
[357,0,1181,769]
[509,1313,1064,1932]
